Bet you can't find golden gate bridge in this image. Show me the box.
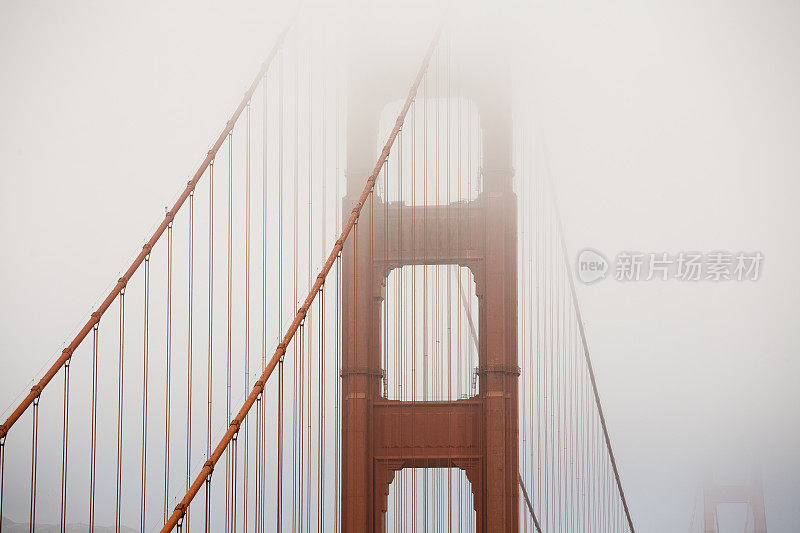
[0,5,639,532]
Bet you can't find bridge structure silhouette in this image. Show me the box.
[0,6,636,532]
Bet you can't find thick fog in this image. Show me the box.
[1,1,798,531]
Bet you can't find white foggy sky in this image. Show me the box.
[1,1,799,531]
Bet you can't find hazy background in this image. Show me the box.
[1,0,799,530]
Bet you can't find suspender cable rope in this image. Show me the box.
[115,286,126,533]
[409,95,417,533]
[306,34,313,532]
[422,68,428,527]
[317,288,324,533]
[186,190,194,533]
[165,219,174,525]
[60,356,71,533]
[231,431,238,533]
[243,97,251,533]
[142,254,151,533]
[225,129,233,533]
[205,159,215,533]
[29,393,40,533]
[0,9,298,442]
[0,433,4,533]
[333,46,342,533]
[317,55,328,532]
[253,393,261,533]
[89,323,99,532]
[258,61,268,533]
[277,358,284,533]
[276,43,285,533]
[292,32,300,533]
[160,21,444,532]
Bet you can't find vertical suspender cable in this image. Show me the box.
[422,71,428,527]
[206,159,215,533]
[333,46,341,533]
[116,286,126,533]
[165,219,174,525]
[297,324,305,533]
[142,254,151,533]
[231,431,238,533]
[277,358,284,533]
[226,130,233,533]
[318,288,324,533]
[445,38,453,530]
[0,431,4,533]
[244,98,251,533]
[292,32,300,533]
[187,190,195,533]
[318,49,327,533]
[89,322,99,532]
[411,95,418,532]
[29,392,40,533]
[259,65,268,533]
[60,354,71,533]
[276,46,285,533]
[305,31,313,531]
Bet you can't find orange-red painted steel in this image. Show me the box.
[341,36,519,532]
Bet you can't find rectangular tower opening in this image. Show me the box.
[385,467,476,532]
[376,98,483,206]
[382,264,479,401]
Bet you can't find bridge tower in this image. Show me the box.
[703,477,767,532]
[340,15,519,532]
